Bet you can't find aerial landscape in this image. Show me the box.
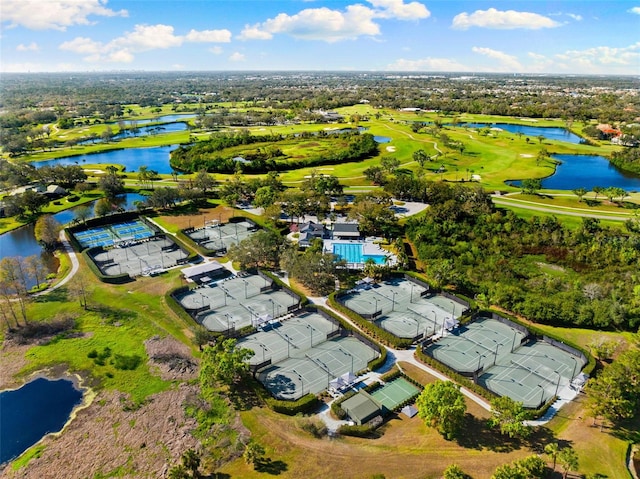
[0,1,639,478]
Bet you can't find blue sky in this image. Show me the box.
[1,0,639,74]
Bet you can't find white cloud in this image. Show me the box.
[1,0,127,31]
[472,46,523,71]
[16,42,39,52]
[59,37,102,54]
[566,13,583,21]
[209,46,223,55]
[386,57,469,71]
[58,24,231,64]
[1,62,44,72]
[368,0,430,20]
[239,0,428,42]
[241,5,379,42]
[555,42,640,67]
[452,8,560,30]
[185,29,232,43]
[629,7,640,14]
[229,52,246,62]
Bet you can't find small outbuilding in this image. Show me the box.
[332,222,360,240]
[341,391,383,425]
[181,261,227,284]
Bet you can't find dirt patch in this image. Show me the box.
[145,335,199,381]
[157,205,237,231]
[1,385,201,479]
[0,344,31,389]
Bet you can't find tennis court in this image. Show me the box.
[423,316,586,408]
[254,327,379,400]
[88,235,189,277]
[370,377,420,411]
[174,273,302,333]
[340,277,467,339]
[73,219,156,249]
[186,220,257,254]
[428,318,526,373]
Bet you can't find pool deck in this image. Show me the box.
[323,239,396,267]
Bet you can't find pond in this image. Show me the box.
[0,193,146,288]
[106,114,195,127]
[509,154,640,191]
[32,145,178,175]
[80,121,187,145]
[0,377,83,465]
[462,123,583,144]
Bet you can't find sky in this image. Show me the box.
[1,0,639,74]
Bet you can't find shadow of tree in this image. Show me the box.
[88,304,137,324]
[34,286,69,303]
[255,458,288,475]
[455,414,522,452]
[228,378,264,411]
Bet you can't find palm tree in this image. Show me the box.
[167,465,189,479]
[558,447,579,479]
[544,442,560,471]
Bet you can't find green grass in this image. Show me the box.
[10,444,47,471]
[19,268,194,405]
[493,203,627,230]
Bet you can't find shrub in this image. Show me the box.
[112,353,142,371]
[337,423,379,438]
[265,393,319,415]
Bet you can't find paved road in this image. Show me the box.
[34,230,80,297]
[493,196,633,221]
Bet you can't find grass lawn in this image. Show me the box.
[220,405,534,479]
[16,266,196,405]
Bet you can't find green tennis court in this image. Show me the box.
[370,377,420,410]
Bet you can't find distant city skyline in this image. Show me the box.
[1,0,638,75]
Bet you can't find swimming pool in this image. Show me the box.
[332,242,386,264]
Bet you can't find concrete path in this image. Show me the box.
[34,230,80,297]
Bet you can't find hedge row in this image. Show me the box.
[260,270,309,308]
[309,304,387,372]
[264,393,320,415]
[480,308,595,376]
[415,346,499,405]
[337,423,379,438]
[82,248,131,284]
[328,292,412,349]
[165,285,200,325]
[166,231,203,263]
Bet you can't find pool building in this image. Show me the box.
[324,239,396,269]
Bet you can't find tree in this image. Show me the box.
[227,230,284,269]
[243,441,265,469]
[521,178,542,195]
[199,338,254,390]
[193,169,215,193]
[363,165,387,185]
[488,396,531,439]
[443,464,470,479]
[26,255,47,290]
[74,205,92,224]
[381,155,400,173]
[253,186,277,209]
[167,465,190,479]
[181,449,201,478]
[585,349,640,425]
[413,149,429,168]
[588,337,619,361]
[572,187,588,202]
[558,447,579,479]
[544,442,560,471]
[94,198,113,217]
[592,185,603,200]
[416,381,466,440]
[34,215,61,250]
[98,170,124,199]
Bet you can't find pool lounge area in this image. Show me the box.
[325,239,395,269]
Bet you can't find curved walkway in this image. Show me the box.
[312,294,575,428]
[34,230,80,297]
[492,195,633,221]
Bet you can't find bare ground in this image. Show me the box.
[157,205,237,231]
[0,337,203,478]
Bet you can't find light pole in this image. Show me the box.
[410,283,415,303]
[292,369,304,396]
[340,347,354,374]
[259,343,267,361]
[555,371,562,396]
[476,351,483,371]
[538,385,545,407]
[269,298,275,318]
[243,279,248,299]
[373,297,379,316]
[306,324,314,347]
[225,313,231,331]
[391,291,397,311]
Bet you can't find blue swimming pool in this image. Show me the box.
[332,243,386,264]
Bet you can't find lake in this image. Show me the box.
[462,123,584,144]
[0,377,83,465]
[107,114,195,127]
[0,193,146,288]
[32,145,178,175]
[80,121,187,145]
[507,154,640,191]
